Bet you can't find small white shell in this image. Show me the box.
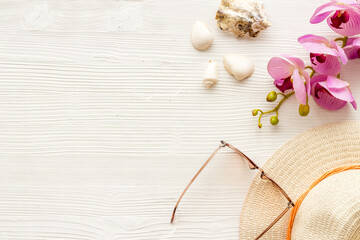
[223,54,254,81]
[203,61,218,88]
[191,21,214,51]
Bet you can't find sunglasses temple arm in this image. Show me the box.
[254,205,291,240]
[225,142,294,202]
[224,142,258,170]
[270,180,294,204]
[170,143,225,223]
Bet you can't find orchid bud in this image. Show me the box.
[266,91,277,102]
[258,123,262,128]
[270,116,279,125]
[299,104,310,116]
[252,109,259,116]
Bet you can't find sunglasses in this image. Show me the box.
[171,141,294,239]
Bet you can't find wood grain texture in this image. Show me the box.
[0,0,359,239]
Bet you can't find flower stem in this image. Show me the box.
[310,71,315,78]
[334,36,349,48]
[274,91,295,111]
[342,36,348,48]
[306,66,315,78]
[257,91,295,127]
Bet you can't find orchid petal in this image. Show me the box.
[313,89,348,110]
[310,2,348,24]
[274,77,293,93]
[298,35,338,56]
[311,75,347,110]
[327,8,360,36]
[330,40,348,64]
[267,57,294,80]
[310,75,328,86]
[326,75,350,89]
[344,44,360,59]
[312,55,341,76]
[351,100,357,110]
[324,87,355,102]
[345,38,360,59]
[282,54,306,70]
[319,81,355,102]
[301,70,311,95]
[346,37,358,46]
[292,69,307,105]
[353,37,360,46]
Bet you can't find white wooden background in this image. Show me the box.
[0,0,359,239]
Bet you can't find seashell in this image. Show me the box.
[203,60,218,88]
[215,0,271,38]
[223,54,254,80]
[191,21,214,51]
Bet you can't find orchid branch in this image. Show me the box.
[305,66,316,78]
[334,36,349,48]
[253,91,295,128]
[253,0,359,128]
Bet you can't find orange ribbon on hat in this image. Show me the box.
[286,165,360,240]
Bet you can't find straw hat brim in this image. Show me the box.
[239,121,360,239]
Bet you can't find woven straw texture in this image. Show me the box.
[239,121,360,239]
[292,170,360,240]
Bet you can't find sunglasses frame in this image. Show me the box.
[171,141,294,239]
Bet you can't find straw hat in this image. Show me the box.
[239,121,360,239]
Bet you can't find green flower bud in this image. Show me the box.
[252,109,259,116]
[266,91,277,102]
[258,123,262,128]
[270,116,279,125]
[299,104,310,116]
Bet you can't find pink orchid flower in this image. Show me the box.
[311,75,357,110]
[298,34,348,76]
[268,55,310,105]
[343,37,360,59]
[310,0,360,36]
